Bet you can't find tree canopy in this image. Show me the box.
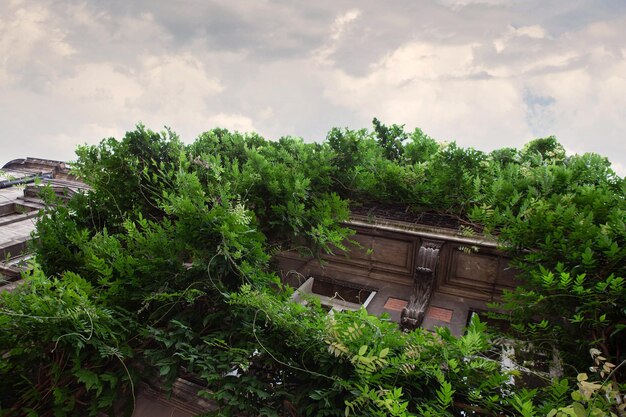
[1,121,624,416]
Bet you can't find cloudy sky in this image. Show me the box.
[1,0,625,174]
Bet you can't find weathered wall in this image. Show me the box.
[276,215,520,335]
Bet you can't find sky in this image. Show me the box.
[1,0,625,175]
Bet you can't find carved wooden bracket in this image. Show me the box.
[401,239,443,331]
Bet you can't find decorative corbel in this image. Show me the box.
[401,239,443,331]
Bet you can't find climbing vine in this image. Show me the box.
[1,121,625,415]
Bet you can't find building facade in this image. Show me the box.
[0,157,87,290]
[277,214,520,336]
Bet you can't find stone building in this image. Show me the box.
[277,211,520,336]
[0,157,87,291]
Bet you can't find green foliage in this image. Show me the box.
[72,124,183,229]
[30,188,92,277]
[500,264,626,370]
[470,144,626,370]
[372,117,406,161]
[0,266,134,416]
[3,121,626,415]
[225,290,525,416]
[186,129,353,254]
[404,127,440,164]
[520,136,566,166]
[545,352,626,417]
[425,142,487,211]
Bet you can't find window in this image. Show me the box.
[291,277,377,312]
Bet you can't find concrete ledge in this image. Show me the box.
[347,215,500,248]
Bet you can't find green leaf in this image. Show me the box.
[571,402,586,417]
[581,247,594,267]
[159,365,171,376]
[74,369,100,392]
[436,380,454,408]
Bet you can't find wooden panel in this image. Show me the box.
[276,224,517,305]
[337,234,372,260]
[0,204,16,216]
[454,252,498,284]
[322,229,416,276]
[437,246,515,301]
[305,261,414,287]
[371,237,411,267]
[496,260,520,289]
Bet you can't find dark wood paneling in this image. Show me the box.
[324,229,417,277]
[276,224,517,304]
[437,245,518,301]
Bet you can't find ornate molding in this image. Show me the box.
[401,239,443,331]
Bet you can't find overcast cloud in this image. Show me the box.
[1,0,625,174]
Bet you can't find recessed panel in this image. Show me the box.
[454,252,498,284]
[371,237,411,267]
[496,261,520,288]
[336,234,372,260]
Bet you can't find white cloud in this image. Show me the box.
[494,25,548,53]
[42,52,224,143]
[0,2,75,88]
[517,21,626,160]
[331,9,362,41]
[52,64,143,106]
[314,9,361,66]
[322,40,531,148]
[258,106,274,120]
[438,0,513,12]
[206,113,256,133]
[0,1,229,156]
[1,0,626,175]
[138,54,223,108]
[319,12,626,163]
